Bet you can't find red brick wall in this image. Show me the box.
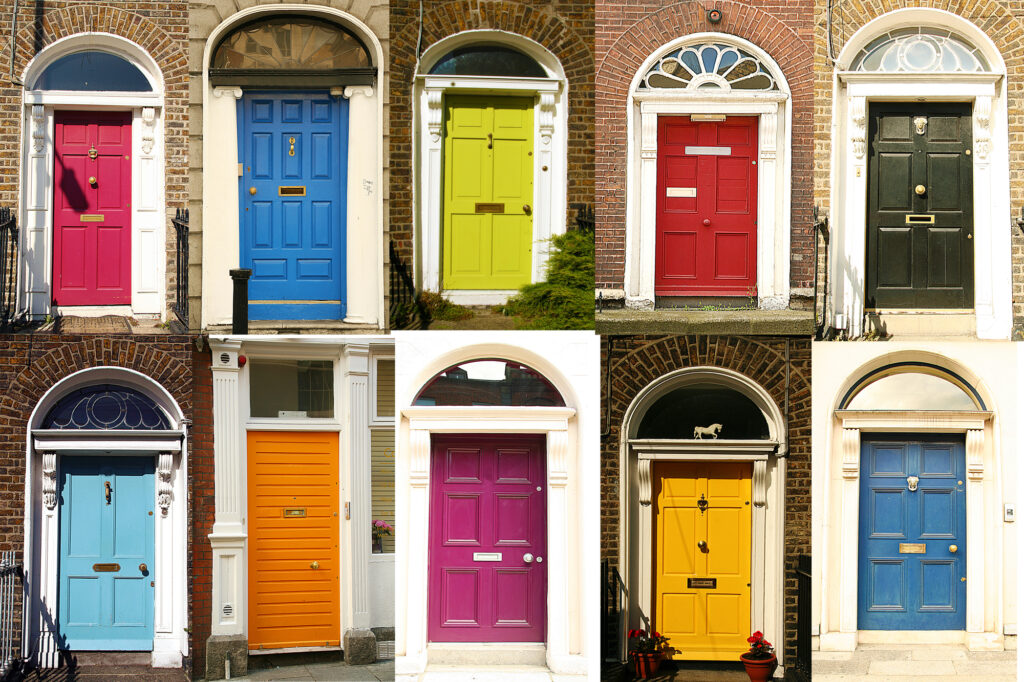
[389,0,594,261]
[600,335,811,661]
[189,346,214,680]
[594,1,814,296]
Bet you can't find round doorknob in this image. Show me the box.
[703,219,711,226]
[949,544,958,553]
[915,184,926,196]
[88,176,97,186]
[310,560,319,569]
[139,563,148,572]
[697,540,708,551]
[523,204,532,215]
[523,553,534,563]
[249,187,257,195]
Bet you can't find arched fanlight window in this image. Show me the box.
[842,365,982,411]
[639,42,778,91]
[636,384,771,439]
[851,28,989,73]
[41,384,171,430]
[414,359,564,407]
[211,16,374,86]
[428,45,547,78]
[31,51,152,92]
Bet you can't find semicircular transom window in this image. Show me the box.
[32,51,153,92]
[637,385,770,440]
[852,28,989,73]
[42,384,171,430]
[845,370,980,411]
[639,42,778,91]
[427,45,547,78]
[414,359,564,407]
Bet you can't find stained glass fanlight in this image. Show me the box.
[41,384,171,430]
[639,43,778,91]
[851,28,988,73]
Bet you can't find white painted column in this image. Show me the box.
[421,88,444,291]
[37,451,60,667]
[631,110,658,309]
[152,451,177,666]
[400,428,431,675]
[965,428,986,642]
[636,458,653,630]
[342,87,379,326]
[132,106,163,316]
[842,97,868,338]
[757,113,780,308]
[546,429,573,672]
[533,92,556,283]
[751,459,768,634]
[972,97,998,339]
[836,428,860,649]
[22,105,53,317]
[208,340,245,636]
[342,343,372,631]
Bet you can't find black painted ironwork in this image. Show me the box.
[172,208,189,329]
[794,554,812,681]
[230,268,251,335]
[814,204,832,340]
[602,559,626,662]
[389,241,428,330]
[0,552,21,679]
[575,204,594,233]
[0,208,17,332]
[41,384,170,431]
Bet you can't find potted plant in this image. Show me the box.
[627,628,669,679]
[371,519,393,553]
[740,630,777,682]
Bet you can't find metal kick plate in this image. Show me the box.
[899,543,927,554]
[475,203,505,214]
[93,563,120,572]
[472,552,502,562]
[279,186,306,196]
[80,214,105,222]
[666,187,697,198]
[283,508,306,518]
[905,214,935,224]
[688,578,717,589]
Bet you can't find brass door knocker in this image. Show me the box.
[88,145,99,160]
[697,493,709,514]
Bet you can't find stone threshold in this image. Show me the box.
[596,309,816,336]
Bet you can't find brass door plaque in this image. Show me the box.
[899,543,926,554]
[283,508,306,518]
[475,203,504,214]
[80,214,105,222]
[279,186,306,196]
[687,578,717,589]
[92,563,120,572]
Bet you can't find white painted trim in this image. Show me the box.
[370,354,396,427]
[624,33,792,310]
[413,31,568,304]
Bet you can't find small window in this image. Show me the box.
[428,45,547,78]
[851,28,988,73]
[414,359,564,407]
[845,371,979,411]
[249,359,334,418]
[637,385,770,440]
[42,384,170,430]
[375,358,395,420]
[371,429,395,554]
[32,51,152,92]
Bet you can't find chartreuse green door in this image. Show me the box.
[443,95,534,290]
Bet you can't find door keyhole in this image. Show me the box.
[104,481,112,505]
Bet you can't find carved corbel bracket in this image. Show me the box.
[426,90,444,144]
[157,452,173,514]
[32,105,45,153]
[851,98,866,160]
[141,107,156,155]
[42,452,57,510]
[973,97,991,161]
[409,429,430,486]
[538,92,555,146]
[752,460,768,507]
[638,459,652,506]
[841,428,860,479]
[966,429,984,481]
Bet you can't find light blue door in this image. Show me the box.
[58,456,155,650]
[240,92,348,320]
[858,436,966,630]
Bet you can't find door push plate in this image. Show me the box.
[475,203,504,214]
[472,552,502,562]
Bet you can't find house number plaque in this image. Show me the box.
[899,543,926,554]
[688,578,717,589]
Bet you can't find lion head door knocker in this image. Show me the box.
[913,116,928,136]
[88,144,99,160]
[693,423,723,440]
[907,475,920,492]
[697,493,709,515]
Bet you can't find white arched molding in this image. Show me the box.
[23,367,188,669]
[622,33,792,310]
[618,366,787,665]
[828,8,1010,339]
[18,33,166,320]
[414,30,568,305]
[200,6,386,329]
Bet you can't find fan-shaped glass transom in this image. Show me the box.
[852,28,988,73]
[428,45,547,78]
[414,359,564,407]
[213,17,370,70]
[639,43,778,91]
[42,384,171,430]
[845,371,979,411]
[636,385,770,440]
[32,51,152,91]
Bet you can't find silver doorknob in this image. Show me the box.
[523,553,533,563]
[703,219,711,226]
[949,545,958,553]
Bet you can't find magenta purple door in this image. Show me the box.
[429,434,547,642]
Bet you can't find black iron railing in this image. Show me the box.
[0,208,18,332]
[794,554,812,682]
[575,204,595,233]
[172,208,189,329]
[602,559,626,662]
[389,242,428,330]
[0,552,21,679]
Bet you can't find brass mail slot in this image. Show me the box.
[688,578,717,589]
[283,508,306,518]
[80,214,105,222]
[899,543,927,554]
[93,563,120,572]
[905,214,935,224]
[278,186,306,196]
[475,202,505,214]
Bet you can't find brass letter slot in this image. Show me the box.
[472,552,502,562]
[899,543,927,554]
[93,563,120,572]
[80,214,105,222]
[278,186,306,196]
[905,214,935,224]
[687,578,717,589]
[475,203,504,214]
[283,508,306,518]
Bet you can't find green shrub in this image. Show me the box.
[500,230,594,329]
[419,290,473,321]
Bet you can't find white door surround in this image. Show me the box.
[18,33,167,321]
[826,9,1010,339]
[622,34,792,310]
[23,368,188,668]
[413,30,568,305]
[618,367,788,666]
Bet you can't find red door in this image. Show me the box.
[428,434,546,643]
[53,111,132,306]
[656,116,758,296]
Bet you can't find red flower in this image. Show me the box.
[653,632,661,638]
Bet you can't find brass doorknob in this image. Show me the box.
[949,545,958,553]
[88,176,97,186]
[523,204,532,215]
[310,560,319,569]
[697,540,708,552]
[249,187,257,195]
[915,184,926,196]
[139,563,148,572]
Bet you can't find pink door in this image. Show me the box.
[53,111,132,306]
[429,434,546,642]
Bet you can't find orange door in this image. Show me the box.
[247,431,340,649]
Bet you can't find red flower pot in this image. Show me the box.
[740,653,778,682]
[630,651,662,679]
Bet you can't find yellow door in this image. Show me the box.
[654,461,752,660]
[443,95,534,290]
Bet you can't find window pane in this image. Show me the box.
[847,373,977,410]
[414,359,564,407]
[376,359,395,418]
[640,43,777,91]
[428,45,547,77]
[371,429,395,554]
[852,28,988,72]
[33,51,152,91]
[42,384,170,430]
[249,359,334,418]
[637,385,770,440]
[213,17,370,70]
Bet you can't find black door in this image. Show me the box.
[867,103,973,308]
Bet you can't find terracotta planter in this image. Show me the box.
[630,651,662,679]
[740,653,778,682]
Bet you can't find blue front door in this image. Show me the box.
[240,92,348,320]
[58,456,155,650]
[858,436,966,630]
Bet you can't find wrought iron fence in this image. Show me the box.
[0,208,18,332]
[0,552,21,678]
[794,554,812,681]
[172,208,189,329]
[575,204,595,233]
[389,242,428,330]
[602,559,626,662]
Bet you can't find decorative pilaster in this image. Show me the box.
[423,88,445,290]
[546,429,571,670]
[839,428,860,634]
[758,113,779,304]
[965,428,985,635]
[533,91,557,281]
[405,428,431,667]
[341,86,378,324]
[157,452,173,514]
[343,344,372,630]
[631,110,659,309]
[972,96,995,334]
[538,91,556,145]
[41,452,57,510]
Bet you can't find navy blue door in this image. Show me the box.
[58,456,155,650]
[858,436,966,630]
[240,92,348,320]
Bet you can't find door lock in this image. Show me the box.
[523,553,534,563]
[949,545,958,553]
[697,540,708,552]
[907,475,919,492]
